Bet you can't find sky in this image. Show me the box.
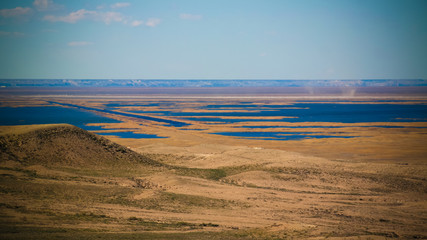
[0,0,426,79]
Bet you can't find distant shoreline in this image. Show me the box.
[0,79,426,88]
[1,86,426,99]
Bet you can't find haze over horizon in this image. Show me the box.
[1,0,426,80]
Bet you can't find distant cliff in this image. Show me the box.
[0,79,426,88]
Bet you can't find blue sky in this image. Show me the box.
[0,0,426,79]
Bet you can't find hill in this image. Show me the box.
[0,124,426,239]
[0,124,160,168]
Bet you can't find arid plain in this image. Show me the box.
[0,87,426,239]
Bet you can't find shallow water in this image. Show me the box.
[0,106,120,129]
[211,131,354,141]
[2,101,426,141]
[130,103,427,123]
[50,101,190,127]
[96,131,166,139]
[237,125,411,129]
[0,106,166,139]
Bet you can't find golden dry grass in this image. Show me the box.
[1,95,426,239]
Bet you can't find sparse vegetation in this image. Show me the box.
[1,124,426,239]
[173,167,227,180]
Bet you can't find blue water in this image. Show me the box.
[238,125,410,129]
[82,125,107,131]
[186,102,426,140]
[105,102,162,108]
[0,106,121,130]
[0,106,167,139]
[96,131,166,139]
[50,101,190,127]
[3,101,426,141]
[211,131,355,141]
[145,103,427,123]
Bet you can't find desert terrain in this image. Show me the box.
[0,88,426,239]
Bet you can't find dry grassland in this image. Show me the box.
[0,96,426,239]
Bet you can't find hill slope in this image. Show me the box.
[0,124,160,167]
[0,124,426,239]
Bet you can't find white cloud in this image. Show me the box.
[96,4,106,10]
[33,0,61,11]
[0,7,32,18]
[33,0,50,10]
[111,2,130,9]
[145,18,161,27]
[43,8,160,27]
[131,19,162,27]
[99,11,124,24]
[179,13,202,20]
[131,20,143,27]
[131,19,163,27]
[44,9,95,23]
[44,9,125,25]
[68,41,93,46]
[0,31,25,37]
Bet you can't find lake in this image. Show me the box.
[0,106,166,139]
[211,131,355,141]
[1,100,426,141]
[0,106,120,128]
[135,103,427,123]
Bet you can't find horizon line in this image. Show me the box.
[0,78,426,81]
